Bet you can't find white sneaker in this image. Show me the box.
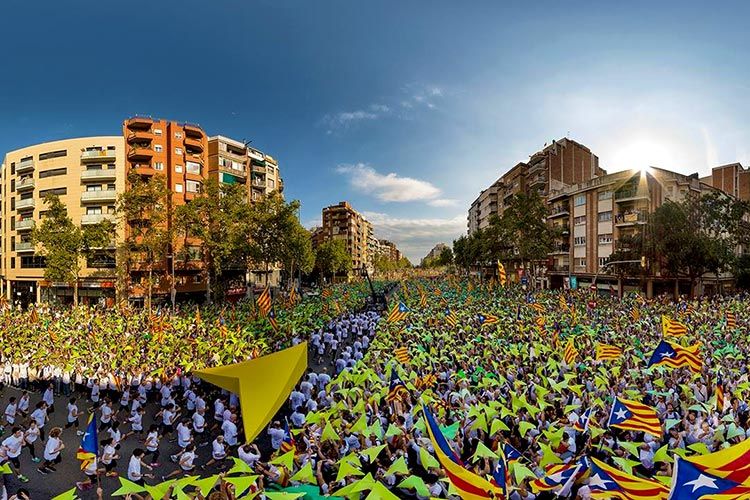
[77,430,84,436]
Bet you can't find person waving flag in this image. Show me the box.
[478,313,499,327]
[563,338,579,365]
[661,315,687,337]
[588,457,668,499]
[444,308,458,327]
[256,286,272,317]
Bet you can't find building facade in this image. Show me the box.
[421,243,449,266]
[1,136,125,305]
[545,167,726,295]
[316,202,372,275]
[468,138,604,233]
[704,163,750,202]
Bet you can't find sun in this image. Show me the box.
[610,138,675,172]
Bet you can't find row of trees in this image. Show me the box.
[420,247,454,269]
[453,192,557,284]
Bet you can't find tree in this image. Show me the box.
[32,194,114,305]
[314,239,351,281]
[243,193,301,286]
[279,221,315,289]
[116,172,172,311]
[173,179,249,303]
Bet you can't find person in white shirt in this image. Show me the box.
[128,448,153,486]
[163,444,197,480]
[238,443,261,468]
[4,397,17,427]
[221,414,239,447]
[23,421,41,464]
[63,397,83,436]
[99,399,114,431]
[123,407,146,440]
[268,421,285,451]
[100,437,120,477]
[202,434,227,469]
[30,402,48,442]
[192,407,207,446]
[17,392,30,418]
[2,428,29,483]
[38,427,64,475]
[143,424,162,467]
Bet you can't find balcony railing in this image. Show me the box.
[615,188,649,201]
[548,264,570,273]
[81,169,117,181]
[615,211,648,225]
[16,159,34,173]
[15,242,34,252]
[81,190,117,202]
[16,219,35,231]
[16,198,35,210]
[16,177,35,191]
[549,245,570,254]
[547,204,570,218]
[81,214,116,225]
[81,149,116,162]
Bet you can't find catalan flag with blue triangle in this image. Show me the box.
[588,456,668,499]
[647,340,702,374]
[671,455,750,500]
[76,414,98,470]
[607,397,662,437]
[386,302,410,324]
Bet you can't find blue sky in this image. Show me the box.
[2,1,749,261]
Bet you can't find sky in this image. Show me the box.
[2,1,750,262]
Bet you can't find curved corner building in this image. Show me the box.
[1,136,125,306]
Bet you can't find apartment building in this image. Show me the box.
[703,163,750,202]
[378,239,402,263]
[207,135,284,201]
[545,166,725,295]
[315,202,372,275]
[468,138,604,233]
[206,135,285,288]
[122,117,209,303]
[421,243,449,266]
[1,137,125,305]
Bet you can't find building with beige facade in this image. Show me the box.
[315,201,372,276]
[468,138,604,233]
[1,136,125,305]
[545,166,727,295]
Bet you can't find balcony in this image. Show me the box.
[16,219,35,231]
[127,147,153,161]
[16,159,34,173]
[132,164,156,176]
[81,168,117,181]
[127,131,153,143]
[615,211,648,227]
[547,204,570,219]
[81,149,116,163]
[81,214,116,225]
[184,137,204,152]
[615,188,649,203]
[126,116,153,130]
[16,198,35,210]
[251,163,266,174]
[81,190,117,203]
[548,244,571,255]
[547,264,570,273]
[182,124,204,138]
[16,177,35,191]
[252,179,266,188]
[15,242,34,253]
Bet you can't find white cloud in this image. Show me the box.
[427,198,459,207]
[363,211,465,262]
[319,104,390,133]
[336,163,442,203]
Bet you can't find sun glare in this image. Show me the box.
[610,138,674,172]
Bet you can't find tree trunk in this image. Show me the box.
[147,267,153,313]
[73,277,79,307]
[206,267,212,304]
[265,261,270,286]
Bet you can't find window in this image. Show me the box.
[86,185,102,191]
[39,167,67,178]
[10,197,14,210]
[86,207,102,215]
[186,161,201,175]
[10,162,15,175]
[10,258,15,269]
[153,162,164,171]
[174,132,182,139]
[598,191,612,200]
[21,256,46,268]
[154,144,163,152]
[574,195,586,206]
[107,183,115,190]
[598,233,613,244]
[175,183,183,193]
[38,149,67,160]
[87,252,115,269]
[175,165,183,173]
[107,205,115,214]
[154,128,163,135]
[574,236,586,246]
[175,147,183,155]
[576,258,586,267]
[598,257,609,268]
[186,245,201,261]
[10,180,15,192]
[574,215,586,225]
[38,188,67,197]
[598,211,612,222]
[186,180,201,193]
[268,179,275,189]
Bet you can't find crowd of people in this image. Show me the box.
[0,277,748,499]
